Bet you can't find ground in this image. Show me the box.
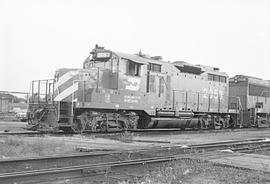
[0,121,28,132]
[1,121,270,184]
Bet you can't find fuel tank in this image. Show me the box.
[147,117,199,129]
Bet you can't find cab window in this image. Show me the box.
[127,60,141,76]
[148,63,161,72]
[220,76,226,83]
[208,74,214,81]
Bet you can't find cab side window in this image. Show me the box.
[148,63,161,72]
[208,74,227,83]
[127,60,140,76]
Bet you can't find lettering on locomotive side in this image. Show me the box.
[202,88,225,100]
[124,77,141,91]
[105,94,111,103]
[203,88,208,98]
[124,95,141,103]
[219,90,224,100]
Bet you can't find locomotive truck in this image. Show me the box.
[27,45,269,133]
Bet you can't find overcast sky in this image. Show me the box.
[0,0,269,92]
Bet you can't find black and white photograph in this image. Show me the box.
[0,0,270,183]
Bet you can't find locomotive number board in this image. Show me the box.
[96,52,111,59]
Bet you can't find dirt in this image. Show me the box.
[253,150,270,156]
[1,128,270,157]
[1,119,270,147]
[0,113,19,122]
[0,121,28,132]
[1,123,270,183]
[133,159,270,184]
[48,159,270,184]
[35,129,270,153]
[131,129,270,145]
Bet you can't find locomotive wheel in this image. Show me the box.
[197,120,203,130]
[100,121,108,132]
[219,121,223,129]
[73,119,86,133]
[117,120,127,130]
[213,122,220,129]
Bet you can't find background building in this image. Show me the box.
[0,93,27,113]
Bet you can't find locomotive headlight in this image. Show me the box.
[115,104,119,108]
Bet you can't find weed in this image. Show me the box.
[119,159,270,184]
[261,162,269,170]
[0,136,75,158]
[119,131,134,142]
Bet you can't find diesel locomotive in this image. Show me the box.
[27,45,270,133]
[229,75,270,127]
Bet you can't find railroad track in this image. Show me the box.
[0,126,269,136]
[0,137,267,173]
[83,127,270,135]
[130,127,270,134]
[0,155,182,184]
[0,131,42,136]
[1,138,270,183]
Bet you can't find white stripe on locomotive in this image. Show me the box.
[54,82,78,101]
[54,71,79,89]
